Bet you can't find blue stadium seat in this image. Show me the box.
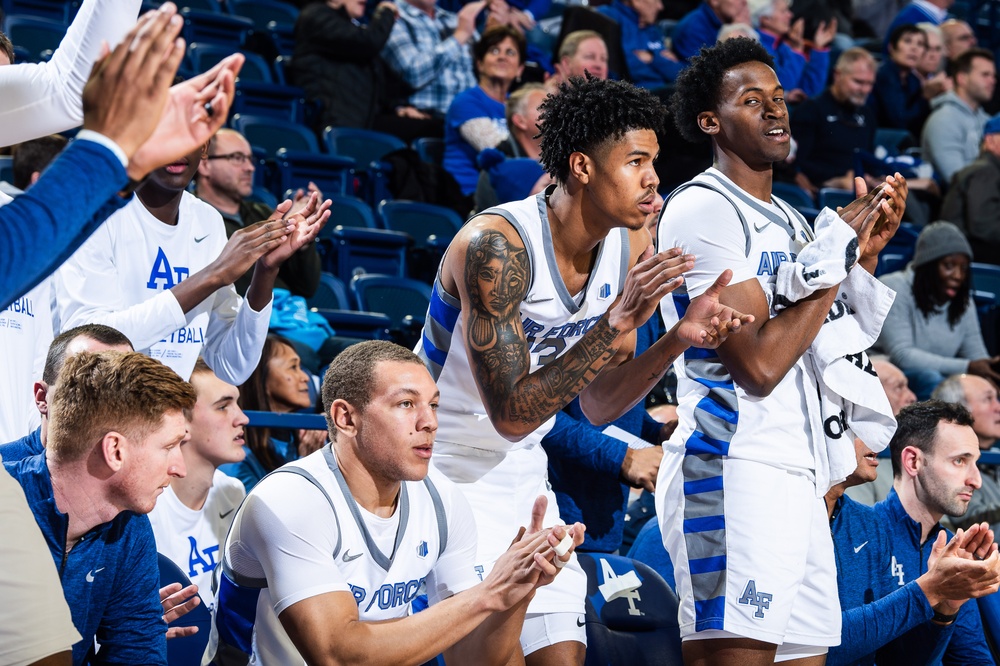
[874,128,916,157]
[187,44,273,83]
[308,272,352,310]
[180,9,253,51]
[158,554,212,666]
[324,127,407,204]
[972,263,1000,300]
[412,137,445,167]
[265,21,297,57]
[272,54,292,85]
[231,114,320,156]
[232,81,308,124]
[817,187,855,211]
[875,252,908,277]
[1,0,74,23]
[0,156,12,186]
[321,227,410,284]
[626,519,676,591]
[229,0,298,30]
[771,181,816,209]
[248,185,278,210]
[275,149,354,200]
[325,195,378,230]
[3,15,65,62]
[377,200,463,247]
[305,274,394,340]
[351,274,432,347]
[576,552,684,666]
[178,0,221,12]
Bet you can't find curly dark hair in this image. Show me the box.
[912,260,970,328]
[670,37,775,144]
[537,75,665,184]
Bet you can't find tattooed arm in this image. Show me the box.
[441,217,689,442]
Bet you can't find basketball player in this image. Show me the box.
[415,76,753,665]
[656,37,907,665]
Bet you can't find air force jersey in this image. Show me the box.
[55,192,270,383]
[212,446,478,665]
[658,168,818,475]
[416,192,629,452]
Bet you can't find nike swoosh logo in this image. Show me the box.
[524,296,554,304]
[194,235,210,243]
[86,567,105,583]
[343,550,363,562]
[576,617,586,627]
[753,220,772,232]
[219,508,235,520]
[854,541,869,553]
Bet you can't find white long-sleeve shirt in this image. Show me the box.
[55,192,272,383]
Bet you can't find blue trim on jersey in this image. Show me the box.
[684,514,726,533]
[421,333,447,368]
[688,555,727,574]
[685,346,720,361]
[672,291,690,319]
[428,282,461,330]
[683,475,724,495]
[694,597,727,631]
[691,376,735,391]
[215,571,262,656]
[695,395,739,424]
[684,431,731,457]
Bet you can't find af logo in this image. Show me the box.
[598,558,643,616]
[738,579,773,619]
[891,555,905,586]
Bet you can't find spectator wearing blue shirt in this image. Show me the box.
[873,24,932,137]
[598,0,684,89]
[747,0,834,103]
[672,0,749,60]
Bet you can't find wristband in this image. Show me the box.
[932,610,958,624]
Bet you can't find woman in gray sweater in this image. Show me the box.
[877,221,1000,399]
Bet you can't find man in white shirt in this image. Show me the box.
[56,143,331,384]
[150,359,248,610]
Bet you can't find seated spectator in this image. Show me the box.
[380,0,488,120]
[844,355,917,506]
[4,350,197,665]
[941,114,1000,264]
[209,340,583,664]
[717,21,758,41]
[672,0,749,60]
[474,83,548,210]
[598,0,684,90]
[3,134,68,197]
[884,0,950,52]
[747,0,834,103]
[826,415,1000,666]
[916,22,951,100]
[444,26,526,197]
[220,334,323,491]
[149,359,248,609]
[55,142,330,385]
[0,323,133,461]
[933,374,1000,533]
[941,18,977,62]
[877,221,1000,399]
[868,400,999,664]
[873,24,932,138]
[195,129,322,299]
[921,48,996,184]
[546,30,609,92]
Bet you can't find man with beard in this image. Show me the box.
[55,143,331,383]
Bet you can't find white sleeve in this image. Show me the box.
[229,475,349,616]
[658,187,758,299]
[202,286,272,386]
[0,0,141,147]
[54,221,188,349]
[425,478,480,605]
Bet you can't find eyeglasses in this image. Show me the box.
[206,152,255,165]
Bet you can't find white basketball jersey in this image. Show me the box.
[416,191,630,453]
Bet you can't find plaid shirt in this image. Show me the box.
[381,0,477,117]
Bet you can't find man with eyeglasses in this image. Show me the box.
[55,140,331,386]
[195,128,322,299]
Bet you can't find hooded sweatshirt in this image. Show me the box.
[921,90,990,183]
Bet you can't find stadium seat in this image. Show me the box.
[2,15,65,62]
[817,187,855,211]
[187,44,273,83]
[308,272,352,310]
[325,195,378,230]
[324,127,407,204]
[231,114,320,157]
[248,185,278,210]
[233,81,308,124]
[158,554,212,666]
[229,0,298,30]
[873,128,916,157]
[321,226,410,285]
[180,9,253,51]
[265,21,297,57]
[875,252,908,277]
[771,181,816,209]
[412,137,445,167]
[377,200,463,247]
[576,552,684,666]
[626,519,676,591]
[0,156,12,186]
[1,0,74,23]
[275,149,355,200]
[351,274,432,347]
[972,263,1000,299]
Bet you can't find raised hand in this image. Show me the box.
[921,527,1000,617]
[609,246,693,333]
[160,582,201,639]
[836,178,891,264]
[813,18,838,49]
[259,192,331,271]
[208,204,296,286]
[676,269,754,348]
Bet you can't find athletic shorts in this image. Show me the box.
[431,440,588,621]
[656,447,841,648]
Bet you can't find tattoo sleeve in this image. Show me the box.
[464,229,624,435]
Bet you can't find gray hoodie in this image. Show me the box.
[920,90,990,183]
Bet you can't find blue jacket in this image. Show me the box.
[869,489,995,665]
[4,454,166,665]
[757,30,829,98]
[830,494,947,666]
[0,139,129,310]
[597,1,683,88]
[672,2,722,61]
[872,59,930,138]
[0,425,43,461]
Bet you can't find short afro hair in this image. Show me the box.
[537,76,665,185]
[670,37,775,144]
